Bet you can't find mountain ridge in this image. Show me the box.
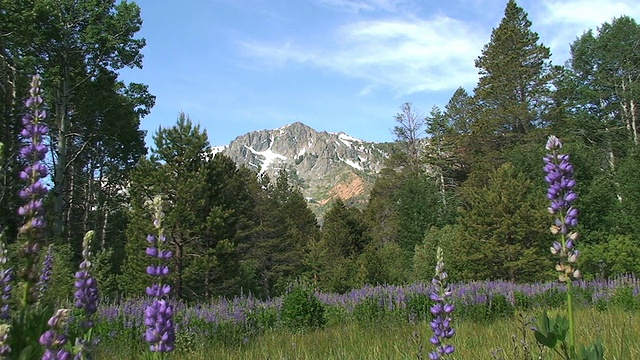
[212,121,390,219]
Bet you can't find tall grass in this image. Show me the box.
[96,306,638,359]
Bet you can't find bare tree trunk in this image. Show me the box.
[53,63,69,240]
[631,98,638,145]
[65,161,74,242]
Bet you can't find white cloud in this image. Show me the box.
[239,16,484,95]
[540,0,639,26]
[315,0,405,13]
[536,0,640,63]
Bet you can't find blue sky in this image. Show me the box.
[119,0,640,147]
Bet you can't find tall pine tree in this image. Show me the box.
[471,0,554,168]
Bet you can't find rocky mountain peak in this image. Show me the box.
[214,122,390,217]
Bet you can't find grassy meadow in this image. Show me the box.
[90,277,640,359]
[95,307,638,359]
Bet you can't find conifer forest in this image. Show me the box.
[1,0,640,359]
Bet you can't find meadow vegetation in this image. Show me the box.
[1,0,640,359]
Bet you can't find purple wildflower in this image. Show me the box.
[40,309,71,360]
[38,245,54,302]
[0,232,12,320]
[72,231,100,360]
[144,196,175,353]
[543,135,581,281]
[74,231,99,328]
[429,247,455,359]
[18,75,50,304]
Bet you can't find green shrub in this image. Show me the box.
[280,285,326,331]
[246,306,278,331]
[611,287,638,311]
[352,297,385,323]
[513,291,531,310]
[460,294,514,323]
[324,305,348,326]
[532,288,565,308]
[489,294,514,319]
[406,293,432,321]
[572,286,594,307]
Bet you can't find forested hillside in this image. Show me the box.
[1,0,640,303]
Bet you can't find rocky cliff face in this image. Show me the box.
[213,122,390,218]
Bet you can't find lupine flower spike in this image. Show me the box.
[37,245,54,303]
[428,247,455,359]
[18,74,50,305]
[542,135,582,357]
[40,309,71,360]
[543,136,581,282]
[144,196,175,355]
[73,231,100,359]
[0,231,12,321]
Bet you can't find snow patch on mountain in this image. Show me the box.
[245,144,287,173]
[337,133,362,147]
[342,158,363,171]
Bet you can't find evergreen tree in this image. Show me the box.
[453,163,551,282]
[243,169,319,297]
[312,199,370,292]
[471,0,554,166]
[363,167,401,247]
[121,113,246,299]
[396,172,440,253]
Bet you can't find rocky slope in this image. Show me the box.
[212,122,390,219]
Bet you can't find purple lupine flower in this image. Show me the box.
[72,231,100,360]
[74,231,99,328]
[0,232,12,321]
[37,244,55,301]
[144,196,175,353]
[428,247,455,360]
[543,135,581,281]
[40,309,71,360]
[18,75,50,305]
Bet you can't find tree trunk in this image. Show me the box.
[53,63,69,240]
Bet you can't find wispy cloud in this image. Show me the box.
[536,0,640,62]
[540,0,639,26]
[314,0,405,13]
[239,15,484,96]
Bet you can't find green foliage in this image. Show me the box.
[281,285,326,331]
[532,288,566,309]
[454,163,552,282]
[610,287,638,311]
[533,311,604,360]
[566,16,640,151]
[121,114,267,299]
[358,241,411,286]
[7,306,56,360]
[311,199,369,292]
[246,306,279,331]
[92,248,119,300]
[406,293,432,321]
[396,173,440,253]
[243,169,319,297]
[39,244,75,308]
[580,235,640,278]
[513,291,531,310]
[471,0,554,164]
[352,298,387,324]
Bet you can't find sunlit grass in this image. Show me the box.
[97,307,639,359]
